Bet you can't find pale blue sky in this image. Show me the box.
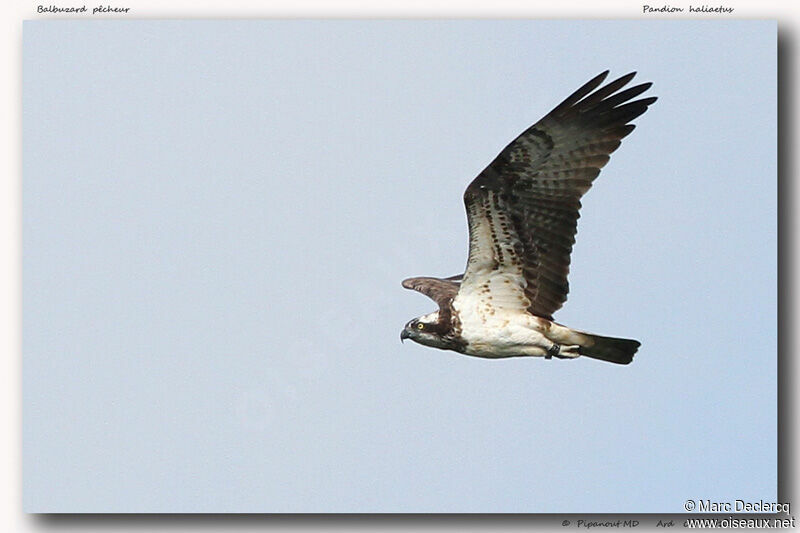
[23,20,776,512]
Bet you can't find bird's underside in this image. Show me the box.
[400,71,655,365]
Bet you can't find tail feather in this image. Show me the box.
[579,333,641,365]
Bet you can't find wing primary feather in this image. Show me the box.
[573,72,637,110]
[549,71,610,114]
[598,82,653,109]
[597,97,658,126]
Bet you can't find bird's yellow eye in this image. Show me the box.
[417,323,425,330]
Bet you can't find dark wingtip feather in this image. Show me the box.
[553,71,611,112]
[611,71,637,87]
[599,82,653,110]
[574,72,638,110]
[549,72,657,128]
[631,96,658,110]
[618,124,636,138]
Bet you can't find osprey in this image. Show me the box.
[401,71,656,364]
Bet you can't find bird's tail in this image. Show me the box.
[578,333,640,365]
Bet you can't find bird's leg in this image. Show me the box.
[545,343,560,359]
[546,343,581,359]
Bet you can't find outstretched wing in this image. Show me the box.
[460,71,656,319]
[402,276,460,309]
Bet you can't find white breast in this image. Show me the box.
[453,291,549,358]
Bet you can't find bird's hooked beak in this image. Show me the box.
[400,328,411,343]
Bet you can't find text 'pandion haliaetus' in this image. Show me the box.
[401,71,656,364]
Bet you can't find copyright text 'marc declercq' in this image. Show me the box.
[694,500,790,513]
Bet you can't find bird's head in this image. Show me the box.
[400,311,455,350]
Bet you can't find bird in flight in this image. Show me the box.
[400,71,655,364]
